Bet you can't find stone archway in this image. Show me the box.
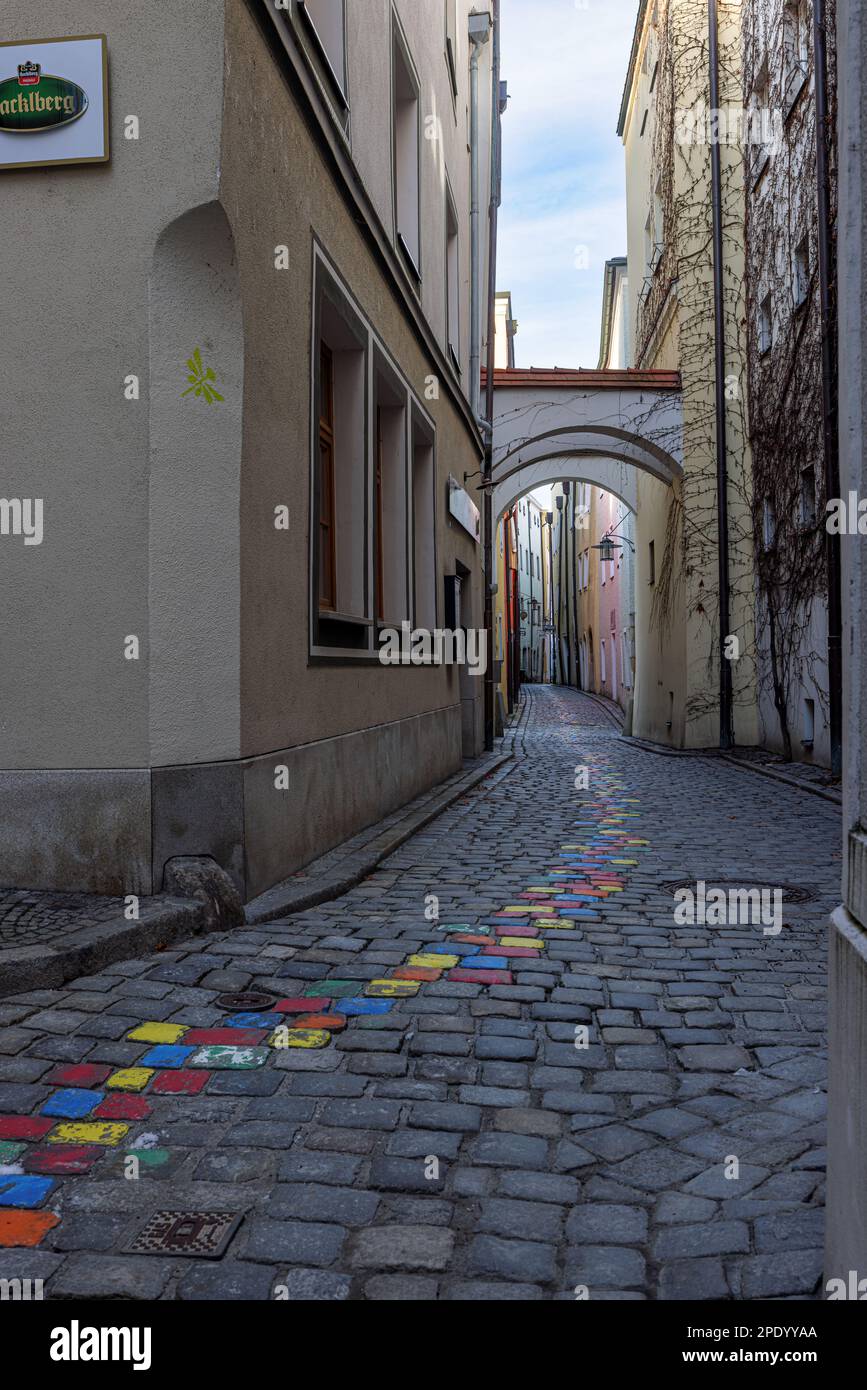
[491,367,683,519]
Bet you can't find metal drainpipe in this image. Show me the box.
[709,0,733,750]
[813,0,842,778]
[469,16,491,424]
[482,1,500,750]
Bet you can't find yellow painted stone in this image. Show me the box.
[365,979,420,998]
[127,1022,189,1044]
[408,953,456,969]
[269,1028,331,1049]
[501,907,530,914]
[105,1068,154,1092]
[49,1122,129,1147]
[499,936,545,950]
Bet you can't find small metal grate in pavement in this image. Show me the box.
[126,1210,243,1258]
[660,879,817,905]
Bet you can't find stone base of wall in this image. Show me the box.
[826,904,867,1289]
[0,704,463,901]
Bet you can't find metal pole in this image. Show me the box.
[709,0,733,750]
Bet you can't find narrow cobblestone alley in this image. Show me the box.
[0,687,838,1300]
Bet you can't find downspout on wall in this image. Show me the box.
[470,11,492,425]
[814,0,842,778]
[482,2,500,750]
[709,0,734,750]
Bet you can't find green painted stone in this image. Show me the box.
[303,980,361,999]
[0,1140,26,1164]
[130,1147,171,1168]
[440,924,486,933]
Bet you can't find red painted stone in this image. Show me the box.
[273,997,331,1013]
[0,1116,54,1142]
[290,1013,346,1031]
[23,1144,102,1175]
[183,1028,266,1046]
[448,967,513,985]
[490,925,539,938]
[151,1069,210,1095]
[392,966,442,982]
[0,1210,60,1248]
[44,1062,112,1089]
[92,1094,152,1121]
[448,935,493,946]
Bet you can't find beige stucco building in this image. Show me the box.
[619,0,759,750]
[0,0,497,901]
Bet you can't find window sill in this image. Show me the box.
[784,66,808,122]
[750,148,770,190]
[319,609,373,627]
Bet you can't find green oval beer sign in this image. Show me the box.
[0,62,88,132]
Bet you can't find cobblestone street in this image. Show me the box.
[0,687,838,1300]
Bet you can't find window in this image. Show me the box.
[412,409,437,629]
[759,293,773,355]
[748,64,771,182]
[374,353,410,625]
[763,497,776,549]
[784,0,810,111]
[644,211,653,275]
[393,25,421,278]
[652,177,664,266]
[315,275,367,635]
[648,539,656,586]
[445,184,460,369]
[800,465,817,527]
[299,1,347,103]
[318,344,337,610]
[802,696,815,746]
[600,640,607,685]
[445,0,458,97]
[794,236,810,308]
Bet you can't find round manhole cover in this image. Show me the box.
[660,879,816,904]
[215,990,277,1011]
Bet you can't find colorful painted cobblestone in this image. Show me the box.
[0,740,651,1255]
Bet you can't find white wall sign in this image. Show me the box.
[448,476,481,543]
[0,34,108,170]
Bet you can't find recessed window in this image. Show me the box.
[784,0,810,110]
[315,281,367,631]
[412,410,437,629]
[763,496,776,549]
[802,696,815,746]
[648,539,656,586]
[393,26,421,278]
[748,64,771,181]
[374,355,410,626]
[318,343,337,611]
[794,236,810,308]
[445,184,461,370]
[299,0,347,102]
[800,464,817,526]
[759,293,773,355]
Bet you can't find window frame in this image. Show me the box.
[445,176,462,374]
[296,0,350,117]
[391,13,423,285]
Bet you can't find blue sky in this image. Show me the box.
[498,0,638,369]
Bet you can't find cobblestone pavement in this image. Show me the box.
[0,686,838,1300]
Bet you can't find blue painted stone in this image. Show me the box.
[0,1174,56,1208]
[557,909,598,919]
[225,1012,284,1029]
[461,955,508,969]
[40,1088,104,1119]
[139,1044,195,1069]
[424,942,480,957]
[339,998,394,1016]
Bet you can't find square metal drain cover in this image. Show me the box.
[127,1210,243,1258]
